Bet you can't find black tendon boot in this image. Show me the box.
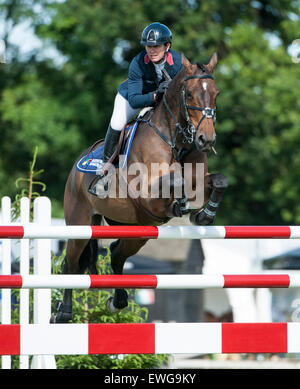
[190,173,228,225]
[88,125,121,197]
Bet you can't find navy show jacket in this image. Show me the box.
[118,49,183,109]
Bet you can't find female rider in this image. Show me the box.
[91,22,183,191]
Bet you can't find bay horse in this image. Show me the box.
[51,52,228,323]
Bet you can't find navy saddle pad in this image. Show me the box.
[76,121,138,174]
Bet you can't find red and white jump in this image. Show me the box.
[1,322,300,355]
[1,274,300,289]
[2,197,300,366]
[1,225,300,239]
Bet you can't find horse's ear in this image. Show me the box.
[181,53,192,68]
[205,52,218,74]
[181,53,197,75]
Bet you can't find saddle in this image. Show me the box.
[76,107,152,175]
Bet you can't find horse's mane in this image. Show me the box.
[166,61,208,97]
[196,63,207,73]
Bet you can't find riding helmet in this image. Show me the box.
[140,22,172,46]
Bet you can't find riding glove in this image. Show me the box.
[156,80,171,98]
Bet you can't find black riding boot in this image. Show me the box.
[103,125,121,165]
[88,125,121,196]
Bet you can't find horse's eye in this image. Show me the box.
[186,90,193,100]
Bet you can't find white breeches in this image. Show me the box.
[110,93,140,131]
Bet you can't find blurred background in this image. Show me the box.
[1,0,300,368]
[0,0,299,221]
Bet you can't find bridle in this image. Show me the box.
[163,69,217,144]
[138,65,217,160]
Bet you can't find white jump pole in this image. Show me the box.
[30,197,56,369]
[19,197,30,369]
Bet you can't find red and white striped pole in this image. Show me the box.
[1,322,300,355]
[1,225,300,239]
[0,274,300,289]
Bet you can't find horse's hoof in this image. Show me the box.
[190,209,215,226]
[106,297,122,314]
[166,196,190,218]
[114,289,128,309]
[210,173,228,191]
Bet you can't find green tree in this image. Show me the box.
[211,21,300,224]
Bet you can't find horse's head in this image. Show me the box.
[178,53,219,152]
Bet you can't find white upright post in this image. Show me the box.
[256,288,273,322]
[30,197,56,369]
[1,196,12,369]
[19,197,30,369]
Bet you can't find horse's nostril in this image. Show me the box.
[198,134,207,145]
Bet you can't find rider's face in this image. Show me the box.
[146,43,170,64]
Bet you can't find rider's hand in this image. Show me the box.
[157,80,170,94]
[155,80,171,100]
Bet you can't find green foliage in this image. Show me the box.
[11,146,46,220]
[51,251,169,369]
[210,21,300,224]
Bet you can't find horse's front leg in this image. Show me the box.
[107,238,148,313]
[152,168,190,218]
[190,173,228,225]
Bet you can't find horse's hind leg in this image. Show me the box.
[107,238,148,313]
[51,170,102,323]
[51,238,96,323]
[51,254,74,324]
[51,213,102,323]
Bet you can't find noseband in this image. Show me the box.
[163,71,216,144]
